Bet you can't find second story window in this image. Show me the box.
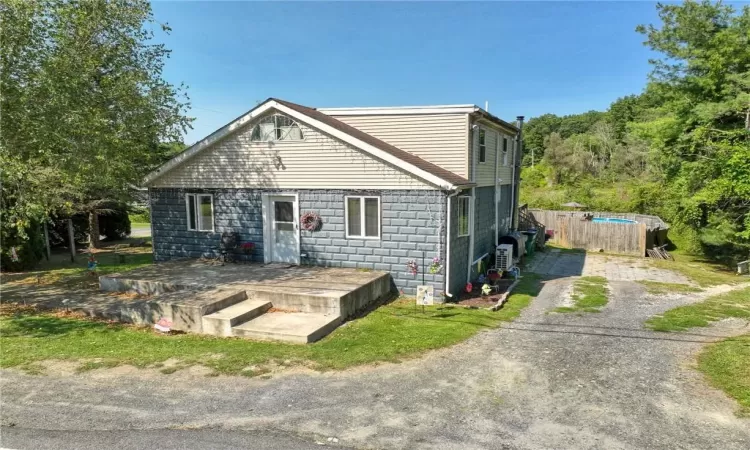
[502,137,509,166]
[478,129,486,163]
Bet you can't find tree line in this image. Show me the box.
[521,0,749,264]
[1,0,190,269]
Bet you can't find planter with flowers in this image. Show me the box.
[406,260,418,276]
[428,257,443,274]
[240,242,255,256]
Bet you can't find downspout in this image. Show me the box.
[466,186,475,283]
[511,116,525,231]
[444,191,458,298]
[494,130,500,248]
[148,187,156,259]
[466,120,478,283]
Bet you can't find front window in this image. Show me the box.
[250,114,304,142]
[346,196,380,239]
[458,196,471,237]
[186,193,214,231]
[478,129,486,163]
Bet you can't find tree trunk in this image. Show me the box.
[89,211,101,248]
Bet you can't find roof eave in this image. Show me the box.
[471,108,520,134]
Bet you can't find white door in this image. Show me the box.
[269,195,299,264]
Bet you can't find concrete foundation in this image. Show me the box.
[98,260,393,342]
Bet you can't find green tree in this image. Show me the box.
[1,0,192,252]
[523,114,562,166]
[637,0,750,260]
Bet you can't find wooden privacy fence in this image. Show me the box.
[526,209,669,257]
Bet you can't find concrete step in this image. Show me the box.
[201,299,272,337]
[232,312,342,344]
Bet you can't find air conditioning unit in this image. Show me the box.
[496,244,514,272]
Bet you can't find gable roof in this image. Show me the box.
[144,98,473,190]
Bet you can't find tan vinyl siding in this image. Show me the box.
[497,136,514,185]
[476,125,497,186]
[329,113,469,177]
[151,117,432,190]
[473,123,515,187]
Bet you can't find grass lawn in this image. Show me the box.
[0,275,542,376]
[0,244,153,288]
[128,213,150,224]
[636,280,703,295]
[552,276,609,313]
[646,286,750,416]
[645,286,750,332]
[649,254,742,287]
[698,335,750,417]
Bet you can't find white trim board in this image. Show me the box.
[261,192,301,264]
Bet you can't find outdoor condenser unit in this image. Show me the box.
[496,244,514,272]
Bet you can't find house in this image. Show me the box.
[144,98,523,300]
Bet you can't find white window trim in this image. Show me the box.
[457,195,471,237]
[344,195,381,240]
[250,114,306,142]
[478,128,487,164]
[185,193,215,232]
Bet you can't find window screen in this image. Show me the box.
[458,196,470,236]
[186,194,214,231]
[347,197,361,237]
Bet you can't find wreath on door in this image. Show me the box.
[300,211,322,232]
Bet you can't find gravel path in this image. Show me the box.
[2,262,749,449]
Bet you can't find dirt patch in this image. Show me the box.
[0,303,39,316]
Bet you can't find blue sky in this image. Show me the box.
[151,1,663,144]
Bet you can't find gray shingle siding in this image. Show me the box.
[150,188,264,263]
[447,196,469,297]
[150,188,449,298]
[473,186,495,259]
[498,184,513,236]
[447,185,515,295]
[300,190,447,297]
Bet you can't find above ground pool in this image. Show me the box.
[592,217,637,224]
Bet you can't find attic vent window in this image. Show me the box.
[250,114,303,141]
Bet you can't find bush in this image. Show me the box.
[48,203,132,246]
[1,221,45,272]
[48,214,88,247]
[99,208,131,240]
[128,206,151,223]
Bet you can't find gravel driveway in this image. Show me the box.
[2,254,749,449]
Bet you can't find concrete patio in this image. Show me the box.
[97,260,393,343]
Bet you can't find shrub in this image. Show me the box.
[99,208,131,240]
[128,205,151,223]
[0,221,45,272]
[48,203,132,246]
